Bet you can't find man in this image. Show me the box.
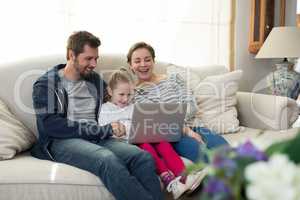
[31,31,163,200]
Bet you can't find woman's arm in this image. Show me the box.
[183,126,205,144]
[173,74,199,126]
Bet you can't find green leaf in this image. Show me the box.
[266,130,300,164]
[185,162,206,174]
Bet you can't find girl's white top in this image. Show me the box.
[98,102,134,139]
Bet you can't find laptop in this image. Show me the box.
[126,103,187,144]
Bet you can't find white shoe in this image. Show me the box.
[185,168,207,193]
[166,177,188,199]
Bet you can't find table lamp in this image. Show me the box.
[256,26,300,99]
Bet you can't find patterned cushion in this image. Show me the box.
[0,99,36,160]
[193,70,243,134]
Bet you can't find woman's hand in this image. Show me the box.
[183,126,205,144]
[111,122,126,137]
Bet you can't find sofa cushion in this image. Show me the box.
[193,70,243,134]
[0,99,36,160]
[0,152,115,200]
[223,127,299,149]
[166,65,241,134]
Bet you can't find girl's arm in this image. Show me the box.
[98,104,115,126]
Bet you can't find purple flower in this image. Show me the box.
[213,152,237,168]
[203,177,231,195]
[212,154,237,178]
[236,141,267,161]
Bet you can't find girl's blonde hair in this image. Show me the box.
[108,67,134,90]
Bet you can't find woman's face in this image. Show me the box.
[129,48,154,82]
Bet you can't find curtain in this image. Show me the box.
[0,0,233,68]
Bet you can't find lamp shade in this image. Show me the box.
[256,26,300,58]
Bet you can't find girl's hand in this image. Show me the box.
[111,122,126,137]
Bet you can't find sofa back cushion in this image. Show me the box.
[93,54,170,82]
[0,54,229,138]
[0,55,66,137]
[0,54,173,137]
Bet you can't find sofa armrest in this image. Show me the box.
[236,92,299,130]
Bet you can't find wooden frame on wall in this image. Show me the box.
[229,0,236,71]
[248,0,275,54]
[297,0,300,27]
[279,0,286,26]
[248,0,286,54]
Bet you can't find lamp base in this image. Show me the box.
[275,58,295,70]
[294,58,300,74]
[267,61,300,99]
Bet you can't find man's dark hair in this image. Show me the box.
[66,31,101,60]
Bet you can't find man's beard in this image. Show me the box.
[74,59,92,79]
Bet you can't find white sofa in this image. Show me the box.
[0,54,299,200]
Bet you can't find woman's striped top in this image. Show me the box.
[134,73,198,126]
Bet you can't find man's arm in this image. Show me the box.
[33,83,113,141]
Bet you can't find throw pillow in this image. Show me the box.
[167,64,229,91]
[193,70,243,134]
[0,99,36,160]
[167,64,201,90]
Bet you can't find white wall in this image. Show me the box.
[235,0,297,92]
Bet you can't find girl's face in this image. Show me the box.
[109,82,134,108]
[129,48,154,82]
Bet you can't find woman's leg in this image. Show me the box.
[192,127,228,149]
[138,143,169,175]
[154,141,185,176]
[171,136,201,162]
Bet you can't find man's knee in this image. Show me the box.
[138,150,156,168]
[94,151,122,173]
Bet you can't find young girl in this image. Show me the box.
[98,69,205,200]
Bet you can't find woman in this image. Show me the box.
[127,42,228,162]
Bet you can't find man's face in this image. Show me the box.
[72,44,99,78]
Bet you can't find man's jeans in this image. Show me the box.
[49,138,163,200]
[172,127,228,162]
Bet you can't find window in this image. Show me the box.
[0,0,233,68]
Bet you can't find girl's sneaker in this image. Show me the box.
[185,168,207,193]
[166,176,189,199]
[160,171,176,188]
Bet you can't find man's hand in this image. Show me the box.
[111,122,126,137]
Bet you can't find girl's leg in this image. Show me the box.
[154,141,185,176]
[192,127,228,149]
[138,143,176,187]
[138,143,169,175]
[155,141,206,194]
